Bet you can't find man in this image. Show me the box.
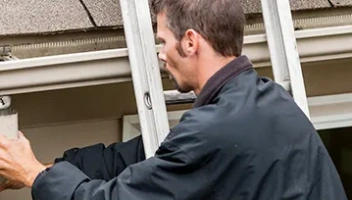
[0,0,347,199]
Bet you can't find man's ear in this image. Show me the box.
[183,29,199,56]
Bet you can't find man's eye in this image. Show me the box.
[156,38,165,45]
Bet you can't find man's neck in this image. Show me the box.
[193,56,237,95]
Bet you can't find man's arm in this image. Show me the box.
[54,135,145,181]
[30,112,217,200]
[0,135,145,193]
[0,111,213,199]
[31,138,213,200]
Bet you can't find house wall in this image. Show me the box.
[1,57,352,199]
[0,119,120,199]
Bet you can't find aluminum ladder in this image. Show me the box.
[119,0,311,159]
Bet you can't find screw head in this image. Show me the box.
[0,96,11,110]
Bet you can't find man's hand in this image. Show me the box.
[0,163,53,193]
[0,179,25,192]
[0,131,46,188]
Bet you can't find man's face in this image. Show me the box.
[157,13,194,93]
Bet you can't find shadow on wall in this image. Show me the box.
[319,126,352,199]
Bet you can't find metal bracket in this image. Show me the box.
[1,45,11,56]
[0,54,15,111]
[0,46,19,61]
[0,96,11,110]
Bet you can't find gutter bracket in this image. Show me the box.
[0,46,18,61]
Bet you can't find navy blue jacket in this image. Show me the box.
[32,56,347,199]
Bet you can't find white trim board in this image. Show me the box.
[1,25,352,96]
[308,93,352,130]
[123,93,352,141]
[123,110,186,142]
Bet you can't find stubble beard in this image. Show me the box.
[168,73,192,94]
[166,43,192,93]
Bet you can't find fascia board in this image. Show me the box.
[123,92,352,140]
[308,93,352,130]
[122,92,352,141]
[0,25,352,95]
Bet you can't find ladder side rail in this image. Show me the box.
[260,0,310,118]
[120,0,170,158]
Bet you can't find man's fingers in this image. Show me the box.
[0,134,12,149]
[0,181,9,193]
[18,131,24,137]
[18,131,25,139]
[9,181,25,190]
[0,180,25,192]
[0,134,8,146]
[0,147,8,160]
[18,131,29,144]
[0,131,27,148]
[0,131,23,141]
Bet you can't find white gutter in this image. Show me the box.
[0,49,131,95]
[243,25,352,67]
[124,91,352,132]
[0,25,352,95]
[0,25,352,130]
[308,93,352,130]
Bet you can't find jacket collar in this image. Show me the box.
[193,55,253,108]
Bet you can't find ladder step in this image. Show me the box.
[163,80,291,106]
[164,90,196,105]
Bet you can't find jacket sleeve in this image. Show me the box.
[31,128,215,200]
[54,135,145,181]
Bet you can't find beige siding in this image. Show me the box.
[1,57,352,199]
[0,119,119,200]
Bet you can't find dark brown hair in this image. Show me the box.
[151,0,245,57]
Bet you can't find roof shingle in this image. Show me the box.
[0,0,348,36]
[86,0,335,28]
[330,0,352,7]
[240,0,262,14]
[289,0,332,10]
[82,0,123,27]
[0,0,93,36]
[241,0,332,14]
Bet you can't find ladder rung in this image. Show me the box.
[278,80,290,92]
[163,80,291,106]
[164,90,196,105]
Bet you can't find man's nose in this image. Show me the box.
[158,51,166,61]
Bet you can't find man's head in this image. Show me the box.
[151,0,245,94]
